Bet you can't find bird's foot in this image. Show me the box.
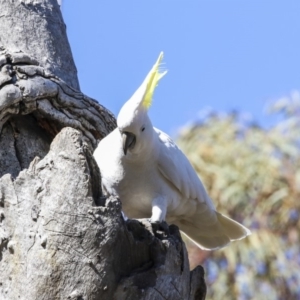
[130,218,170,239]
[149,219,170,238]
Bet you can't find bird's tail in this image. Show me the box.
[176,211,251,250]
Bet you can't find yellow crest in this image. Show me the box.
[142,52,167,109]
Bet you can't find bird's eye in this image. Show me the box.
[141,126,145,132]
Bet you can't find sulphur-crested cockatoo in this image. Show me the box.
[94,52,250,250]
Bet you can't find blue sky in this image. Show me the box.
[62,1,300,136]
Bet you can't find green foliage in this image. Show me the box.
[177,94,300,299]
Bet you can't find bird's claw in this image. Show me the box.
[149,218,160,224]
[149,219,170,236]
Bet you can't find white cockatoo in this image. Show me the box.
[94,52,250,250]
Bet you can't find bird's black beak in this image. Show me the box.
[122,132,136,155]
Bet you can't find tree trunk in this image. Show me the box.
[0,1,206,299]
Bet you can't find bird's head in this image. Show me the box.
[117,52,167,156]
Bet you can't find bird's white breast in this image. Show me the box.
[94,129,165,218]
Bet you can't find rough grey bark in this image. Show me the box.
[0,0,206,299]
[0,0,79,90]
[0,0,116,175]
[0,51,115,140]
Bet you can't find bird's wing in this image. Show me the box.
[155,128,250,250]
[155,128,215,209]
